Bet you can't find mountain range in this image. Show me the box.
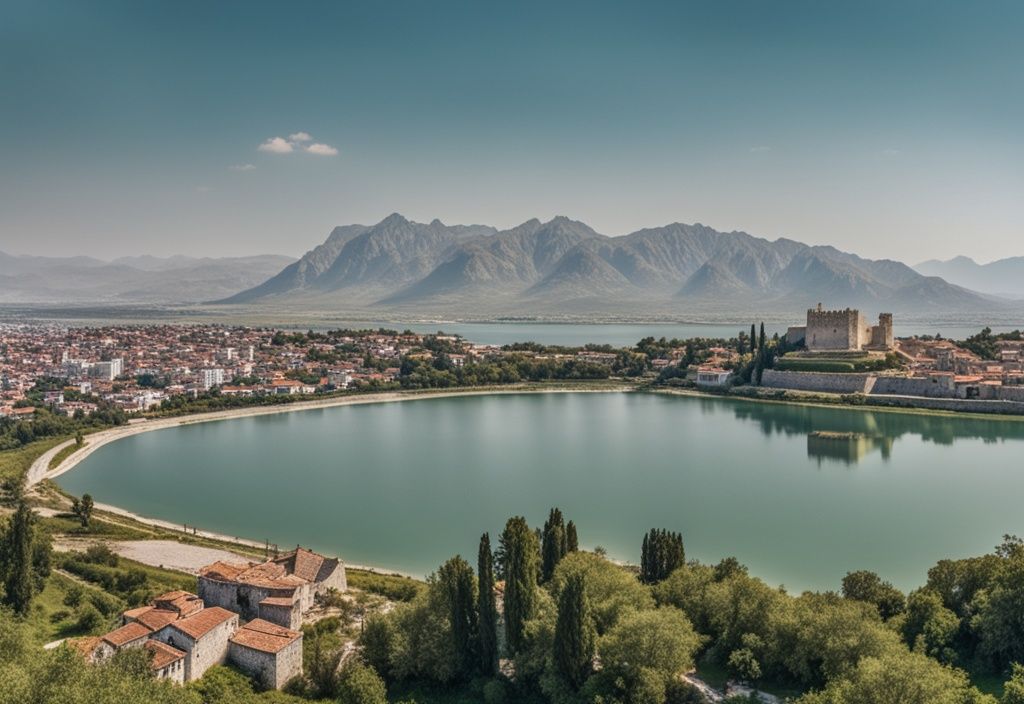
[220,214,999,317]
[914,256,1024,300]
[0,252,295,304]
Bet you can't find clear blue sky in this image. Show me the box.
[2,0,1021,263]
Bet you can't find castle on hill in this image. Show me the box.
[787,304,894,352]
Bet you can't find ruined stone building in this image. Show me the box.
[787,304,893,352]
[198,546,347,630]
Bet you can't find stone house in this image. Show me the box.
[151,606,239,682]
[144,639,187,684]
[228,618,303,690]
[198,547,346,630]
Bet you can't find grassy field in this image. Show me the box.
[347,568,426,602]
[47,440,79,470]
[0,436,70,489]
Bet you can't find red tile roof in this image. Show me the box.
[144,639,186,669]
[168,607,237,640]
[102,621,152,647]
[229,619,301,654]
[135,608,180,631]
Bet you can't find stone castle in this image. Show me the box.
[787,304,893,352]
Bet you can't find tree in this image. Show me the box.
[1,501,36,615]
[74,430,84,447]
[336,662,388,704]
[901,589,958,664]
[750,324,757,354]
[477,533,499,675]
[565,521,579,553]
[553,573,596,689]
[437,555,477,677]
[841,570,905,620]
[551,551,654,634]
[1002,663,1024,704]
[598,607,702,682]
[641,528,685,583]
[500,516,539,655]
[71,493,94,528]
[758,322,766,352]
[794,650,995,704]
[542,507,567,582]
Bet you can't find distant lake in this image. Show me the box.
[59,392,1024,592]
[290,320,1009,348]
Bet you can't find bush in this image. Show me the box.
[75,603,104,632]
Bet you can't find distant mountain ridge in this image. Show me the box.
[915,256,1024,299]
[0,252,295,304]
[220,213,998,317]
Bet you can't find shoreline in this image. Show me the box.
[28,384,630,576]
[29,385,631,488]
[651,387,1024,422]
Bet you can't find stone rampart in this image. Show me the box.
[761,369,874,394]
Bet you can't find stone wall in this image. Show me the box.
[153,614,238,682]
[865,395,1024,415]
[230,638,303,690]
[998,386,1024,402]
[761,369,874,394]
[870,376,952,398]
[259,601,302,630]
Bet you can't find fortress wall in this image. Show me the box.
[998,386,1024,402]
[870,377,954,398]
[761,369,874,394]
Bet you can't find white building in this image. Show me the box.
[696,368,733,387]
[91,358,123,381]
[199,368,225,390]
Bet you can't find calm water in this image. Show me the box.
[59,393,1024,592]
[298,321,1016,347]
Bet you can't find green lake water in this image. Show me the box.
[58,392,1024,592]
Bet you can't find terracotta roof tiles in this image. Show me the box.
[102,622,152,647]
[229,619,301,654]
[144,639,186,670]
[168,607,237,640]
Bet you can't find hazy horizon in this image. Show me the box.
[3,1,1022,263]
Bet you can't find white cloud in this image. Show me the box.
[289,131,312,142]
[229,163,257,171]
[305,142,338,156]
[258,136,294,153]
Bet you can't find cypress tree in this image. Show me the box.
[1,501,35,616]
[750,324,757,353]
[565,521,579,553]
[437,555,477,676]
[477,533,499,675]
[542,507,566,582]
[553,573,596,689]
[738,331,746,355]
[759,322,766,352]
[500,516,539,655]
[640,528,686,583]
